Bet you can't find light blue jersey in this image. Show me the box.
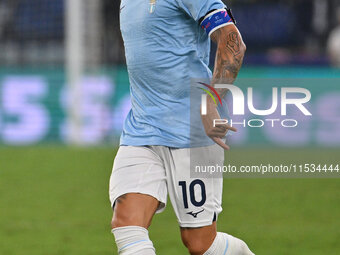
[120,0,226,148]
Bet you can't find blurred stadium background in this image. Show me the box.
[0,0,339,254]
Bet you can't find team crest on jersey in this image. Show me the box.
[149,0,156,13]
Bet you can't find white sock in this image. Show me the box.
[112,226,156,255]
[204,232,255,255]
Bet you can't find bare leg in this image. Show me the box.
[180,222,217,255]
[111,193,159,229]
[111,193,160,254]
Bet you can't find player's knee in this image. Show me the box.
[111,207,138,228]
[111,208,129,229]
[111,193,159,229]
[183,239,208,255]
[181,233,209,255]
[111,206,153,229]
[111,217,119,229]
[111,209,145,229]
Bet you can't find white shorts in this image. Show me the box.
[109,144,224,228]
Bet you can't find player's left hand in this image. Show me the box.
[201,98,237,150]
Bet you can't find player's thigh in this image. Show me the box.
[109,146,167,229]
[165,144,224,228]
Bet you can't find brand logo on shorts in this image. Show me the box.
[186,209,205,218]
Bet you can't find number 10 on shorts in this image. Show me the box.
[178,180,207,208]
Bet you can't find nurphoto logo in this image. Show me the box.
[200,83,312,128]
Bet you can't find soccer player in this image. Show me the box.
[109,0,254,254]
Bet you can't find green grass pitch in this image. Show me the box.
[0,146,339,255]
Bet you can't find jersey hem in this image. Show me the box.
[120,137,214,148]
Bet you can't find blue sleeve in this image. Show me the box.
[176,0,226,22]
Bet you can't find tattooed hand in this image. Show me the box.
[201,24,246,150]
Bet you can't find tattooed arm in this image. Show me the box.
[211,25,246,95]
[201,24,246,150]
